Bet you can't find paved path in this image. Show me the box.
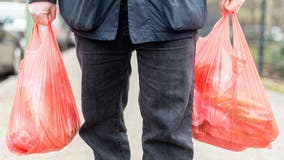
[0,48,283,159]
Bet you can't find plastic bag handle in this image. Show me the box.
[47,22,60,49]
[209,14,230,39]
[232,14,247,58]
[195,14,230,63]
[41,22,61,55]
[26,22,61,56]
[25,24,42,56]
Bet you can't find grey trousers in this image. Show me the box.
[75,31,196,160]
[76,32,195,160]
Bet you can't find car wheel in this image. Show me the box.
[12,46,22,74]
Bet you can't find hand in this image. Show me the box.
[29,1,57,25]
[219,0,246,16]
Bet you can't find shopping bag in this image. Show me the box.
[7,24,81,155]
[192,14,279,151]
[193,15,246,127]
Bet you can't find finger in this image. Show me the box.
[38,13,49,26]
[225,1,238,13]
[225,0,245,13]
[219,0,228,16]
[31,14,40,24]
[50,6,57,22]
[47,13,52,24]
[219,0,225,12]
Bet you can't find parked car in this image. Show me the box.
[0,21,23,75]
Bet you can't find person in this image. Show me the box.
[28,0,245,160]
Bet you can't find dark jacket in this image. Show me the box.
[30,0,207,44]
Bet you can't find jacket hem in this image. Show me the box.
[72,29,197,44]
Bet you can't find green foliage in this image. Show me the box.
[262,78,284,94]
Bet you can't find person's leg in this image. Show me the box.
[76,34,132,160]
[136,37,196,160]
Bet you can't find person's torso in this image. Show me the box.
[59,0,207,43]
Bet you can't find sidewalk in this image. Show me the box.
[0,48,283,160]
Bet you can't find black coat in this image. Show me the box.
[30,0,207,43]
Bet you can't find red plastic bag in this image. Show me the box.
[193,15,246,127]
[193,14,279,151]
[7,24,81,155]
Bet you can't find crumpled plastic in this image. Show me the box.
[7,24,81,155]
[192,14,279,151]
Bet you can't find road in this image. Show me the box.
[0,48,283,160]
